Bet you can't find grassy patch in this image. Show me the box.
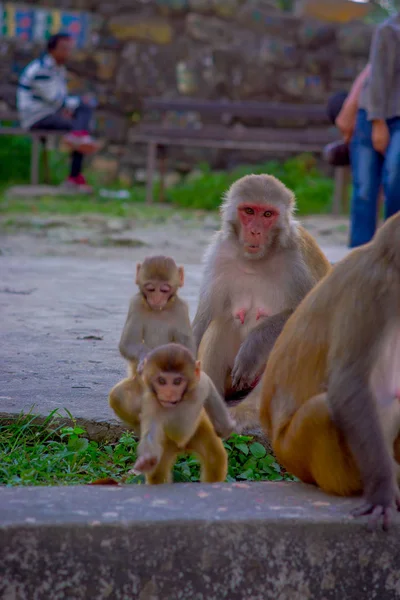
[0,411,296,486]
[0,133,335,217]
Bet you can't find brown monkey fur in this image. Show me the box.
[132,344,232,484]
[259,212,400,529]
[192,174,330,425]
[110,256,195,433]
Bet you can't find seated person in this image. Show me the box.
[17,32,100,192]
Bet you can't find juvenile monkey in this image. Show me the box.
[132,344,234,484]
[110,256,195,432]
[119,255,195,372]
[259,212,400,530]
[193,174,330,423]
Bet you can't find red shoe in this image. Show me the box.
[61,175,93,194]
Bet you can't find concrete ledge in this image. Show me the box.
[1,482,399,599]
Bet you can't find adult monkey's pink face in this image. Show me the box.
[237,203,280,256]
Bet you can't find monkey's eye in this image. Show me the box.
[145,284,155,292]
[173,377,183,386]
[244,207,254,215]
[264,211,273,218]
[160,284,171,294]
[157,376,166,385]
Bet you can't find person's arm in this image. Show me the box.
[335,64,371,142]
[367,22,395,154]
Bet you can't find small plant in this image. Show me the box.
[0,410,296,486]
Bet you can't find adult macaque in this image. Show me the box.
[259,212,400,530]
[132,344,234,484]
[193,174,330,417]
[110,256,194,432]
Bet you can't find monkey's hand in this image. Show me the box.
[215,417,236,439]
[352,479,400,531]
[231,340,264,390]
[132,454,158,474]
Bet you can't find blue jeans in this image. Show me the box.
[30,102,93,179]
[349,109,400,248]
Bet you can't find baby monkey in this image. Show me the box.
[109,255,195,432]
[132,343,235,484]
[119,255,195,373]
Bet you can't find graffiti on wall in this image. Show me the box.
[0,2,90,48]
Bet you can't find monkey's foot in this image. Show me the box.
[131,455,158,474]
[234,308,247,325]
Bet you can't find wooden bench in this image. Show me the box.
[0,110,71,185]
[130,98,341,209]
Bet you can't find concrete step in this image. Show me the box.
[1,482,397,600]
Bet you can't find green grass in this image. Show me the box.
[0,410,297,487]
[0,134,335,217]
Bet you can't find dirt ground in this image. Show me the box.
[0,212,350,263]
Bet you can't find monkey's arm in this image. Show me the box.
[328,361,399,525]
[133,417,165,473]
[119,299,150,363]
[231,309,293,389]
[202,373,236,438]
[172,303,196,354]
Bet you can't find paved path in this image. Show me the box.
[0,247,349,430]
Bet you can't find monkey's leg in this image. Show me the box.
[146,441,178,485]
[186,414,228,483]
[198,319,240,397]
[108,376,143,434]
[273,392,362,497]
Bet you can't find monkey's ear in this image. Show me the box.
[178,266,184,287]
[195,360,201,380]
[135,263,142,284]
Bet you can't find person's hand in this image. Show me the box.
[335,105,356,143]
[372,120,390,155]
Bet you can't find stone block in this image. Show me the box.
[93,50,118,81]
[1,483,400,600]
[279,72,326,102]
[238,6,300,42]
[297,19,336,49]
[109,14,173,43]
[211,0,241,18]
[337,22,373,56]
[155,0,189,15]
[186,13,234,44]
[296,0,371,23]
[259,37,299,69]
[188,0,212,11]
[332,57,366,83]
[90,155,119,183]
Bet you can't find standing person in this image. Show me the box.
[17,32,100,193]
[347,13,400,248]
[325,65,371,167]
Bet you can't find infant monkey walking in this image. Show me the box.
[133,344,234,484]
[109,255,195,433]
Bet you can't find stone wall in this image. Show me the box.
[0,1,374,183]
